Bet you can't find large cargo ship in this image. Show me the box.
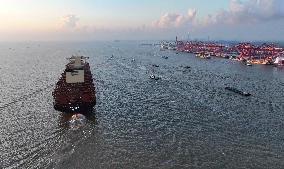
[52,56,96,113]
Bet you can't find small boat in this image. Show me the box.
[246,63,252,66]
[261,60,273,65]
[160,41,176,50]
[274,56,284,67]
[150,74,160,80]
[242,59,252,66]
[184,66,191,69]
[225,87,251,96]
[197,52,211,59]
[162,56,168,59]
[152,64,159,67]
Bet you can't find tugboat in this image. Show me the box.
[52,56,96,113]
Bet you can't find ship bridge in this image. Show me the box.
[66,56,89,84]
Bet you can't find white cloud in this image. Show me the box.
[154,0,284,28]
[151,0,284,40]
[153,8,196,28]
[60,14,79,29]
[207,0,284,25]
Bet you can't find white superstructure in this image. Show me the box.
[66,56,88,84]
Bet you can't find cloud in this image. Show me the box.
[60,14,79,29]
[153,8,196,28]
[205,0,284,25]
[151,0,284,40]
[153,13,183,28]
[154,0,284,28]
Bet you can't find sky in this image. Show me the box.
[0,0,284,41]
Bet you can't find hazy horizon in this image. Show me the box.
[1,0,284,41]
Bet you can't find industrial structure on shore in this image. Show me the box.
[161,37,284,67]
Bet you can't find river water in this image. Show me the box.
[1,41,284,169]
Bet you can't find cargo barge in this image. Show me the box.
[52,56,96,113]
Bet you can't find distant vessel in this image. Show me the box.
[150,74,160,80]
[162,56,169,59]
[160,41,176,50]
[242,59,252,66]
[225,87,251,96]
[52,56,96,113]
[274,56,284,67]
[196,52,211,59]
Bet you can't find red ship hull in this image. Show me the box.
[52,57,96,113]
[54,102,96,113]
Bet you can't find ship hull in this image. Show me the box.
[54,102,96,113]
